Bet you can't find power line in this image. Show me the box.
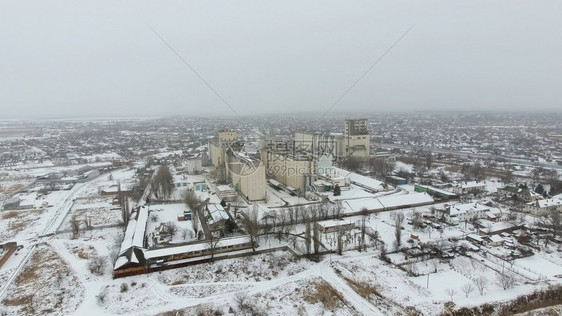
[147,24,243,120]
[318,24,416,121]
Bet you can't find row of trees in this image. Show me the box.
[445,271,516,302]
[150,165,174,200]
[340,157,396,177]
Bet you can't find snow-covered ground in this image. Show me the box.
[1,166,561,315]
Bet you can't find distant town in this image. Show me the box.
[0,111,561,315]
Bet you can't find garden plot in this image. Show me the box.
[0,244,84,316]
[0,178,34,200]
[332,256,433,314]
[96,251,317,316]
[69,198,122,226]
[0,208,45,241]
[408,255,545,309]
[411,270,473,302]
[97,280,168,315]
[145,203,196,246]
[158,252,309,285]
[169,283,253,299]
[159,276,357,316]
[514,256,562,280]
[250,276,357,316]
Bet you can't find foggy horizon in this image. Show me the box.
[2,109,562,122]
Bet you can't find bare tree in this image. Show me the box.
[270,210,278,229]
[360,210,367,252]
[288,206,294,225]
[183,189,202,211]
[370,157,394,177]
[335,200,343,218]
[207,234,221,261]
[372,230,380,249]
[299,206,307,224]
[152,165,175,199]
[430,258,439,273]
[337,229,344,255]
[184,189,203,235]
[96,287,109,305]
[279,211,287,227]
[150,213,159,222]
[507,212,518,225]
[395,215,402,248]
[313,220,321,258]
[88,256,106,275]
[516,213,526,226]
[446,288,456,301]
[539,211,561,238]
[426,152,433,170]
[305,218,312,255]
[192,211,200,236]
[426,225,433,239]
[379,243,388,261]
[396,212,405,225]
[502,169,514,184]
[474,274,488,295]
[70,214,81,239]
[234,291,251,314]
[461,283,474,298]
[343,157,361,172]
[240,206,259,251]
[84,215,92,231]
[412,211,424,230]
[121,205,131,227]
[162,221,178,238]
[181,228,190,240]
[497,272,516,290]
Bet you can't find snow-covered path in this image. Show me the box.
[0,173,112,301]
[320,261,384,315]
[0,183,86,300]
[132,254,385,316]
[137,258,321,315]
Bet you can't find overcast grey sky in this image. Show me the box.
[1,1,561,119]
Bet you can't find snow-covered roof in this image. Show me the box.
[4,197,20,205]
[334,167,384,191]
[377,192,434,208]
[467,234,484,242]
[206,204,228,224]
[144,236,251,259]
[316,219,352,229]
[344,192,433,212]
[479,221,516,233]
[487,235,504,243]
[416,185,457,197]
[449,203,489,216]
[345,198,384,212]
[114,256,129,269]
[216,185,234,192]
[314,179,332,186]
[119,219,137,254]
[455,181,485,188]
[536,198,562,209]
[133,207,149,248]
[130,250,140,264]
